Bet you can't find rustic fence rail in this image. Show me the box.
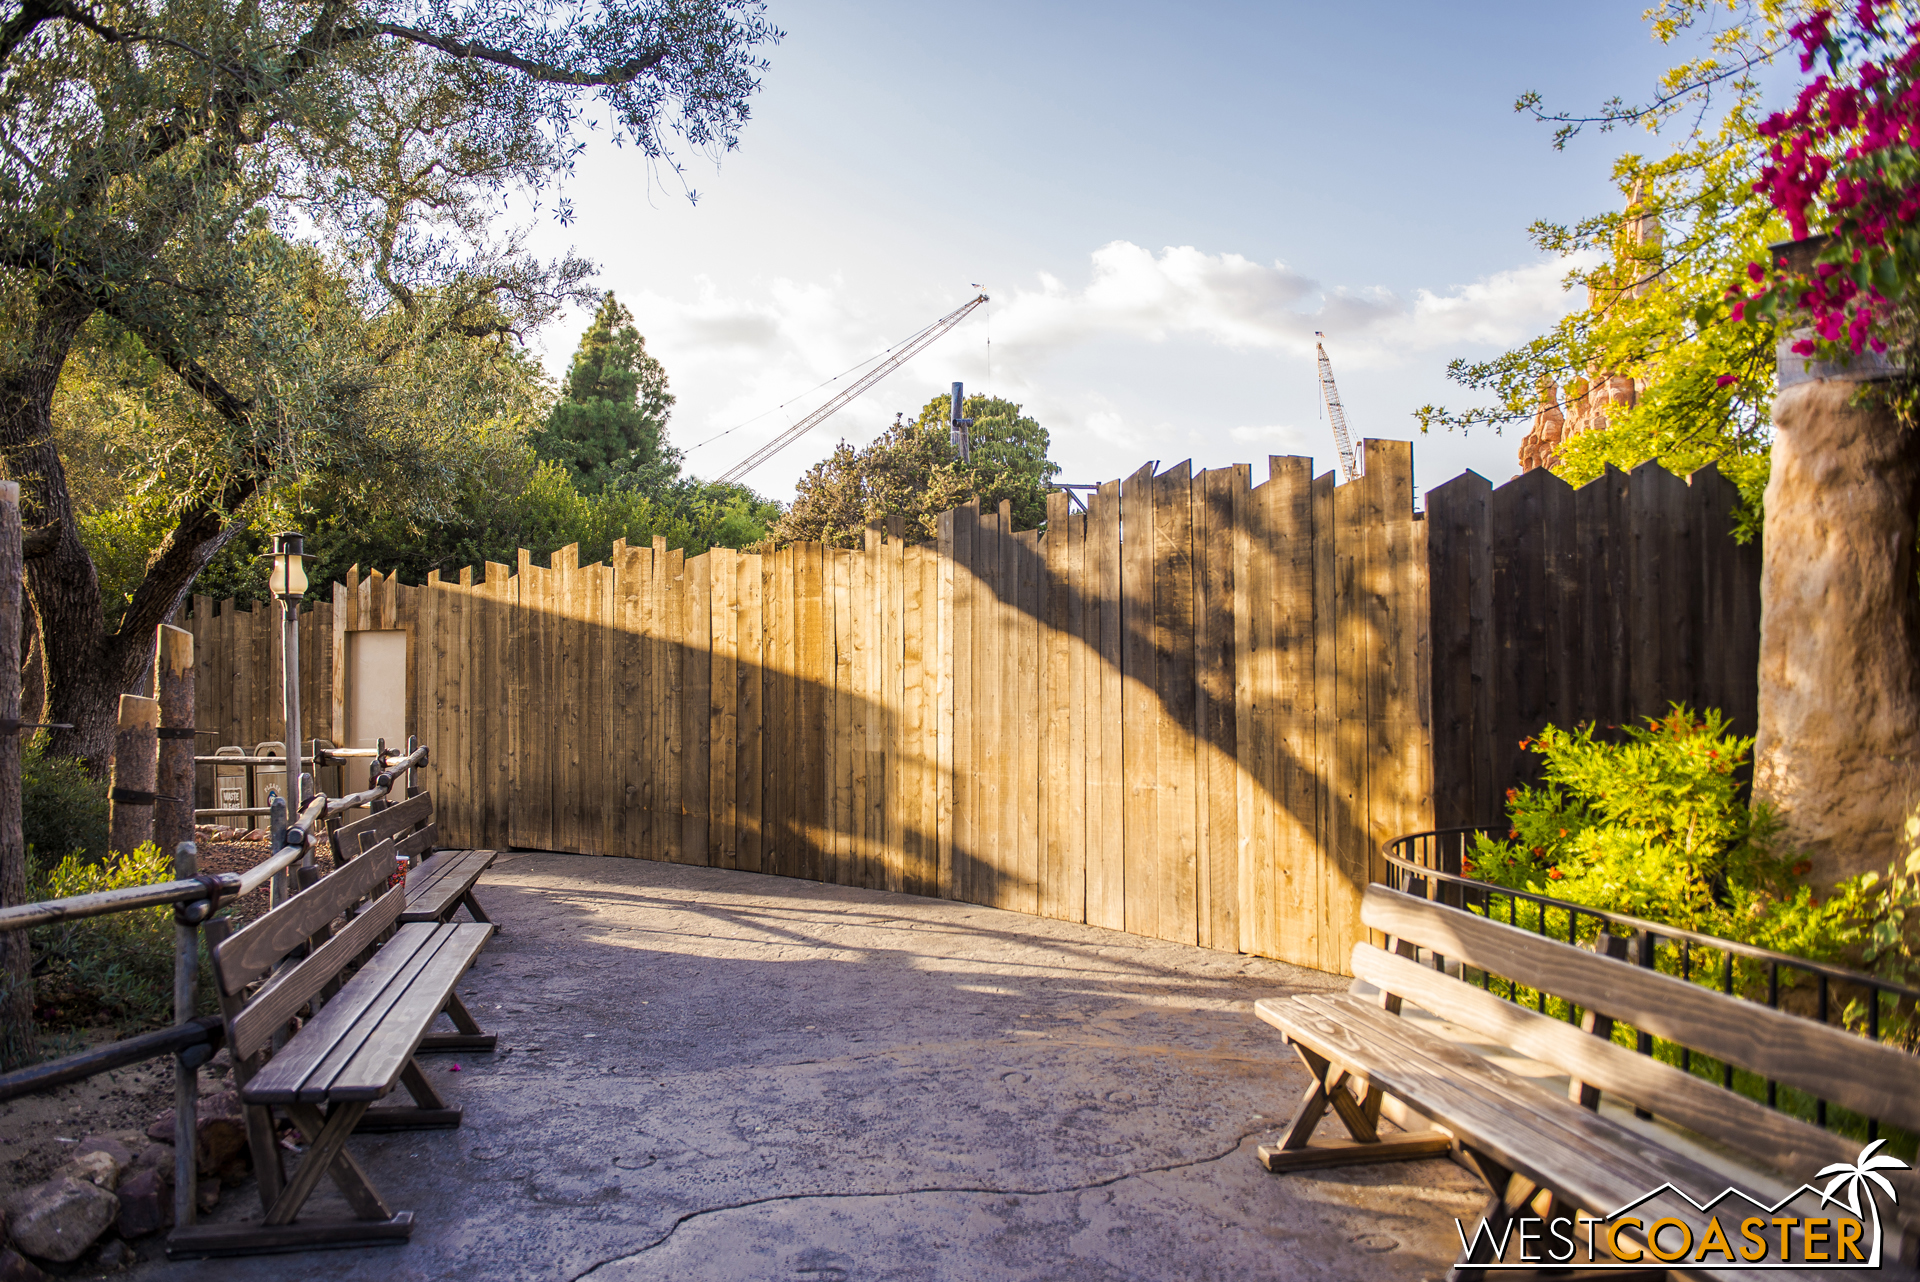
[185,443,1761,972]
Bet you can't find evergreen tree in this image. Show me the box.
[541,294,678,493]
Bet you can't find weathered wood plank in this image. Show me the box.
[1089,479,1125,931]
[1152,462,1197,946]
[1362,886,1920,1133]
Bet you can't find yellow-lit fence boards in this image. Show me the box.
[181,447,1758,972]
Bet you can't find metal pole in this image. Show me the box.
[171,840,200,1230]
[267,795,287,909]
[283,593,301,808]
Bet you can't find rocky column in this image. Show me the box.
[1755,374,1920,884]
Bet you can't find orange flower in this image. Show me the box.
[1508,829,1520,840]
[1548,868,1564,880]
[1557,828,1567,838]
[1518,737,1532,749]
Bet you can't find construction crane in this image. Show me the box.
[1314,331,1361,483]
[716,293,989,485]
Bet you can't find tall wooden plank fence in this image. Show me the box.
[183,443,1759,972]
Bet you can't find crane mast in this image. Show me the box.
[1314,331,1361,482]
[717,293,989,485]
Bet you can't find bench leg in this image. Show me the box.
[285,1103,392,1220]
[354,1058,464,1131]
[418,992,497,1053]
[1258,1044,1453,1174]
[265,1100,369,1226]
[459,890,492,926]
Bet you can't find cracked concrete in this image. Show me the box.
[129,853,1484,1281]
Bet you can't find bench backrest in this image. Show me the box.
[208,839,403,1062]
[329,791,436,868]
[1359,884,1920,1207]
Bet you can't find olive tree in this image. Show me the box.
[0,0,779,770]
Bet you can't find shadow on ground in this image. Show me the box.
[130,853,1483,1281]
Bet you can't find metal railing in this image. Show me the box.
[0,741,431,1232]
[1382,827,1920,1140]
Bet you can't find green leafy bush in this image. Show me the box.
[1471,706,1920,1027]
[30,842,178,1030]
[21,733,109,866]
[1468,707,1920,1150]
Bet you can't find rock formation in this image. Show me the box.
[1516,188,1660,473]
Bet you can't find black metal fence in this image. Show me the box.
[1382,826,1920,1142]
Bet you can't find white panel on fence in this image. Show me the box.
[345,630,408,752]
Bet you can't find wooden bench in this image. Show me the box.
[167,838,493,1257]
[330,791,497,929]
[1256,884,1920,1280]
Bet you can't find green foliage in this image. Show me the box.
[30,843,178,1031]
[21,734,108,867]
[773,393,1060,547]
[538,293,677,495]
[1471,705,1920,1047]
[1419,1,1793,533]
[2,0,778,756]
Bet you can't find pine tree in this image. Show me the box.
[540,293,678,494]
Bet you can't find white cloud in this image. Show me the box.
[551,242,1592,498]
[990,241,1593,366]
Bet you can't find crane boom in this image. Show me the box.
[716,294,989,485]
[1314,331,1361,483]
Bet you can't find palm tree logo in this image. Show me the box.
[1815,1138,1908,1262]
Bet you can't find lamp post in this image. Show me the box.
[262,533,312,813]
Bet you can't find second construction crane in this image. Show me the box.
[1314,331,1361,482]
[716,294,988,485]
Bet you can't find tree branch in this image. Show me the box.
[372,22,668,87]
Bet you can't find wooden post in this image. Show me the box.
[109,694,160,855]
[154,625,195,854]
[172,840,200,1228]
[0,482,27,1068]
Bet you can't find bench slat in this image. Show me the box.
[244,923,447,1104]
[1350,943,1920,1216]
[1264,994,1816,1282]
[230,885,407,1060]
[1362,885,1920,1135]
[330,793,433,861]
[400,851,493,923]
[213,842,397,995]
[283,925,469,1103]
[1274,994,1736,1204]
[394,822,437,866]
[326,923,490,1098]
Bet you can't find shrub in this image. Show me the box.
[30,842,178,1030]
[21,733,108,866]
[1471,706,1920,1026]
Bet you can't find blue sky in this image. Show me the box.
[523,1,1739,504]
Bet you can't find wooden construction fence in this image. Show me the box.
[182,444,1760,972]
[1426,460,1762,830]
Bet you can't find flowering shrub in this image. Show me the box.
[1738,4,1920,357]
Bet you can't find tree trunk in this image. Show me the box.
[1753,378,1920,886]
[0,481,31,1068]
[0,297,248,774]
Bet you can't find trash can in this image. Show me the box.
[212,746,250,828]
[252,741,288,821]
[309,739,342,805]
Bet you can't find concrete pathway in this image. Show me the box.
[135,853,1484,1281]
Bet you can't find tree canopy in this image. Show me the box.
[0,0,779,764]
[773,392,1059,547]
[1417,0,1794,526]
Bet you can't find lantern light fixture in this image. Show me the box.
[261,532,313,600]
